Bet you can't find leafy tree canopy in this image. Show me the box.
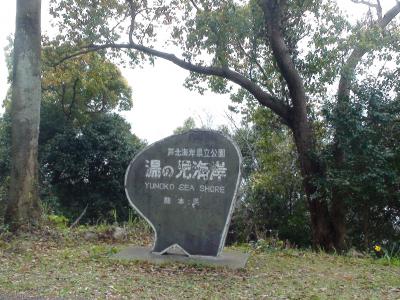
[40,109,145,222]
[4,39,133,125]
[43,47,132,117]
[48,0,400,106]
[173,117,197,134]
[1,35,144,223]
[47,0,400,250]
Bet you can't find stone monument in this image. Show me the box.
[115,130,248,268]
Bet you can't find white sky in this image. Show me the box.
[0,0,398,143]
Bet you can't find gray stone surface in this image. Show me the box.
[125,130,242,256]
[111,246,250,270]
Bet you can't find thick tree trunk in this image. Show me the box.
[292,123,347,251]
[290,107,347,251]
[294,129,344,251]
[258,0,347,251]
[291,117,334,250]
[4,0,42,231]
[331,191,347,250]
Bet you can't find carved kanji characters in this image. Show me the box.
[174,148,182,157]
[192,161,210,180]
[164,197,171,205]
[175,160,192,179]
[188,148,196,157]
[210,161,227,180]
[145,160,162,178]
[192,198,200,208]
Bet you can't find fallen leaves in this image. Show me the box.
[0,227,399,299]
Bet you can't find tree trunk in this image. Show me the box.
[259,0,347,251]
[291,116,346,251]
[4,0,42,231]
[331,187,347,251]
[362,202,370,249]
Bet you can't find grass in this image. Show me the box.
[0,224,399,299]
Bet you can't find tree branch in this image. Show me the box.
[57,42,292,124]
[351,0,379,9]
[126,0,136,45]
[351,0,383,19]
[189,0,202,12]
[338,2,400,100]
[259,0,306,120]
[236,40,271,89]
[109,9,130,36]
[61,83,67,117]
[376,0,383,20]
[69,78,79,119]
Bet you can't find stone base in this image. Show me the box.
[111,246,249,270]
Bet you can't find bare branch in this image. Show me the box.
[350,0,383,22]
[189,0,202,12]
[56,42,292,124]
[351,0,379,9]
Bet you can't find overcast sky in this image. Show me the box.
[0,0,398,143]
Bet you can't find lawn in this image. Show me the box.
[0,224,399,299]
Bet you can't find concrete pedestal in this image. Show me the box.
[111,246,249,269]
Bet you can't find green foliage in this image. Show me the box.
[42,47,133,124]
[251,237,286,253]
[48,214,69,229]
[127,208,138,227]
[0,113,11,217]
[47,0,361,104]
[0,108,144,225]
[89,245,118,259]
[322,82,400,247]
[173,117,197,134]
[0,40,144,224]
[372,242,400,266]
[47,0,400,250]
[229,108,310,247]
[40,110,145,223]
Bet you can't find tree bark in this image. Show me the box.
[5,0,42,231]
[258,0,341,251]
[291,123,337,250]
